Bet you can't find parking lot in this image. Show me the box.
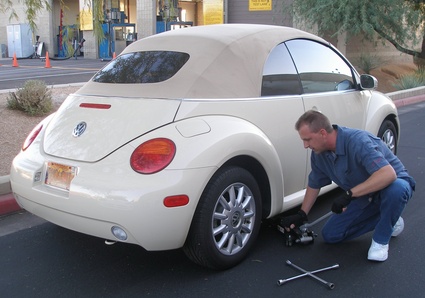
[0,57,108,90]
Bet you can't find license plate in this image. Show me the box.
[45,162,76,190]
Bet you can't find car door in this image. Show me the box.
[261,42,307,198]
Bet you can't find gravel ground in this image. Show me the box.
[0,86,81,176]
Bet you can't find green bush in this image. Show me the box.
[392,69,425,90]
[7,80,53,116]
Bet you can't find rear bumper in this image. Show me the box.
[10,154,213,250]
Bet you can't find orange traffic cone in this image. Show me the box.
[113,52,116,59]
[12,53,19,67]
[45,52,51,68]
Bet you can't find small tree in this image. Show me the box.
[290,0,425,59]
[0,0,51,32]
[1,0,105,45]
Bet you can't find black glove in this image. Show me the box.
[280,210,308,230]
[331,189,352,214]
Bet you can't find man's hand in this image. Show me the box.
[280,210,308,230]
[331,190,352,214]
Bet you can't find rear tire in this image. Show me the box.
[183,166,262,269]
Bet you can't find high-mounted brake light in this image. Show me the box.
[130,138,176,174]
[79,103,111,109]
[22,123,43,151]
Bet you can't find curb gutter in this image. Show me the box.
[1,87,425,217]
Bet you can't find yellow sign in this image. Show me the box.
[203,0,224,25]
[249,0,272,11]
[80,9,93,31]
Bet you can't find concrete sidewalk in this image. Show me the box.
[1,87,425,217]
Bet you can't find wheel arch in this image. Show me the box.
[364,93,400,140]
[183,163,266,269]
[221,155,272,219]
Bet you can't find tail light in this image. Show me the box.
[130,138,176,174]
[22,123,43,151]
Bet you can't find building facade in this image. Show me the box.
[0,0,411,63]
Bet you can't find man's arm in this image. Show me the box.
[300,186,321,215]
[280,186,321,230]
[351,165,396,197]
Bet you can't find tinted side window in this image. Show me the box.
[262,43,302,96]
[93,51,190,83]
[285,40,355,94]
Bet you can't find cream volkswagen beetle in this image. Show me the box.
[10,24,399,269]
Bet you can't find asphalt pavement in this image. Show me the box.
[0,56,108,90]
[0,101,424,297]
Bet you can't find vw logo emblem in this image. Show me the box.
[72,122,87,137]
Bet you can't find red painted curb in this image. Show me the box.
[394,94,425,107]
[0,193,21,216]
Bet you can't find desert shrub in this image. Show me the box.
[392,69,425,90]
[355,52,383,74]
[7,80,53,116]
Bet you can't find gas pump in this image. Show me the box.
[99,0,136,60]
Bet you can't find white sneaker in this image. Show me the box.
[368,239,389,261]
[391,217,404,237]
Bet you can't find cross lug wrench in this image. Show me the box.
[277,260,339,289]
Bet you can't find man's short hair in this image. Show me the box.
[295,110,333,133]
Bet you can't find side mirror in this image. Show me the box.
[360,74,378,90]
[335,79,354,91]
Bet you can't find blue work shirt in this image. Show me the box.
[308,125,415,194]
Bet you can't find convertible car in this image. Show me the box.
[10,24,399,269]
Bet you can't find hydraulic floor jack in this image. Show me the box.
[277,211,333,246]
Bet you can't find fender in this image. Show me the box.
[364,91,400,139]
[131,115,287,213]
[177,115,287,214]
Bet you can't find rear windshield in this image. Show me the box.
[92,51,190,84]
